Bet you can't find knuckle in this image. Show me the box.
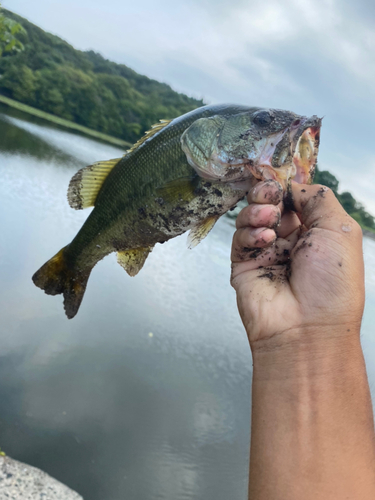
[314,184,334,197]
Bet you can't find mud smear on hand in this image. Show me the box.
[272,211,281,230]
[262,180,283,205]
[293,230,313,257]
[241,247,263,259]
[316,186,328,197]
[258,268,277,282]
[283,182,295,212]
[257,264,289,285]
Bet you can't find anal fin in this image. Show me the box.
[187,216,218,249]
[117,247,153,276]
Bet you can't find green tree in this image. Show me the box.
[314,167,339,195]
[338,191,357,214]
[0,64,36,102]
[0,5,26,57]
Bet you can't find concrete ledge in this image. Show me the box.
[0,455,83,500]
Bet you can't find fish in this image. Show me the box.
[32,104,321,318]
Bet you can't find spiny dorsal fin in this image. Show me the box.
[187,216,219,249]
[67,158,121,210]
[117,246,153,277]
[128,119,172,154]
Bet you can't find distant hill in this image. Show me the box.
[0,9,204,144]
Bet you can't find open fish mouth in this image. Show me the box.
[246,117,322,189]
[290,124,321,184]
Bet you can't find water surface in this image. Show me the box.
[0,108,374,499]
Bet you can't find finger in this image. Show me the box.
[231,223,301,276]
[236,203,281,230]
[231,227,276,262]
[231,248,277,277]
[231,235,294,279]
[291,183,362,237]
[247,179,283,206]
[277,210,301,238]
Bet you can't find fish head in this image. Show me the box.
[181,108,322,189]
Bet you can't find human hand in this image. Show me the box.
[230,180,365,350]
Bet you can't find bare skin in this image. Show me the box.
[231,180,375,500]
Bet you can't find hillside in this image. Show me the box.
[0,9,203,143]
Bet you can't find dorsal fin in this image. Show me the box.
[128,119,172,154]
[67,158,121,210]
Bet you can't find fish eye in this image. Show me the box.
[253,111,273,127]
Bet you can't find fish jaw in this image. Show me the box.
[248,122,321,189]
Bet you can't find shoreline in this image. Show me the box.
[0,94,131,149]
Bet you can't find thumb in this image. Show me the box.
[290,183,358,234]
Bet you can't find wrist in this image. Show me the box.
[249,325,375,500]
[250,325,363,381]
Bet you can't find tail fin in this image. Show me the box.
[32,246,91,319]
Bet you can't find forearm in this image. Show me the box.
[249,330,375,500]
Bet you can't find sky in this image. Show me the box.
[5,0,375,214]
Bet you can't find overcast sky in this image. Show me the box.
[5,0,375,214]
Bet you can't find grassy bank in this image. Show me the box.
[0,94,132,148]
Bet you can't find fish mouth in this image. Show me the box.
[247,116,322,189]
[290,123,321,184]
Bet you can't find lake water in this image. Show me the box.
[0,106,374,500]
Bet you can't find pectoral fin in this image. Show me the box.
[117,247,153,276]
[156,176,199,204]
[187,216,219,249]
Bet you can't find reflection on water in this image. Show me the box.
[0,109,374,499]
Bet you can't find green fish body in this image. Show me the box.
[33,104,321,318]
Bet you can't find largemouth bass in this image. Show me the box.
[32,104,321,318]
